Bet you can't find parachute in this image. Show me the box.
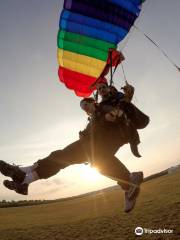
[57,0,146,97]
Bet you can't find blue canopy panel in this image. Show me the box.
[64,0,137,31]
[130,0,145,6]
[60,19,119,45]
[107,0,141,15]
[60,10,128,44]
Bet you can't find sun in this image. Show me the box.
[80,164,102,181]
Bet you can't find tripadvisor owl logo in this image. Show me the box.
[135,227,144,236]
[135,227,174,235]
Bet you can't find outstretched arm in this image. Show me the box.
[121,81,134,102]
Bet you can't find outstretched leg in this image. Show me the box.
[94,156,143,213]
[0,140,88,195]
[92,152,143,213]
[35,140,88,179]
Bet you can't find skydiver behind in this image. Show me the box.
[96,78,150,157]
[0,97,143,213]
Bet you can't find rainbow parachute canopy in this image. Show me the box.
[57,0,145,97]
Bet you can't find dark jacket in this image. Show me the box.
[97,92,150,157]
[100,91,149,129]
[80,103,142,158]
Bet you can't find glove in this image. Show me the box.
[121,81,134,102]
[105,109,123,122]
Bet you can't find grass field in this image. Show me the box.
[0,170,180,240]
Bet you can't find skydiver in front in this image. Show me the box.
[0,96,143,213]
[80,97,144,212]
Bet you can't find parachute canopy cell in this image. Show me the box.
[57,0,145,97]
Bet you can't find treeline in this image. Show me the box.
[0,195,90,208]
[143,169,168,182]
[0,199,59,208]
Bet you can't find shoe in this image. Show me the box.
[124,191,137,213]
[124,172,143,213]
[0,160,26,184]
[128,172,143,200]
[3,180,28,195]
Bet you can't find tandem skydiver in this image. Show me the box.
[0,81,148,213]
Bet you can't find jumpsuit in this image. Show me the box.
[34,108,132,190]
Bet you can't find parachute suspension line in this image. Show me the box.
[121,63,128,85]
[109,49,123,87]
[109,50,114,86]
[134,25,180,72]
[93,91,98,103]
[121,63,138,104]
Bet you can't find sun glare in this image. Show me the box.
[81,164,102,181]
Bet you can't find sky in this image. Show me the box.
[0,0,180,201]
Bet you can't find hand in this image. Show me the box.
[122,82,134,102]
[105,109,123,122]
[105,112,116,122]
